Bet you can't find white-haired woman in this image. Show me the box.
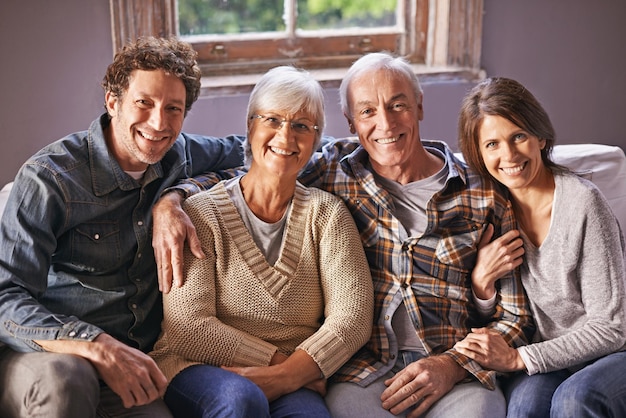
[150,66,374,418]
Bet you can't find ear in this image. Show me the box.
[105,91,119,117]
[416,94,424,121]
[344,113,356,134]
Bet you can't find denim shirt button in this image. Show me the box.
[131,303,138,309]
[137,253,142,259]
[94,234,100,240]
[69,331,76,337]
[80,333,88,338]
[137,221,144,226]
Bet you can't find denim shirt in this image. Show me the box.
[0,114,244,353]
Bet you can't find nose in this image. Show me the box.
[373,109,395,132]
[501,142,517,160]
[275,121,296,141]
[148,107,167,131]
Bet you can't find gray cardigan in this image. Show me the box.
[518,172,626,375]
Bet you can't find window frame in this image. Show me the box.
[109,0,484,96]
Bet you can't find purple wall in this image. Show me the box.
[1,0,624,184]
[481,0,626,147]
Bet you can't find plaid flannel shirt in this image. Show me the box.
[171,137,534,390]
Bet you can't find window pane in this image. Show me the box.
[178,0,286,35]
[298,0,397,30]
[178,0,398,35]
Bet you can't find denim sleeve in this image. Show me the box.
[0,165,103,352]
[181,133,246,177]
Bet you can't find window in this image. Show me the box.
[109,0,483,95]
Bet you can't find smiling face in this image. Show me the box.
[105,69,186,171]
[347,69,424,178]
[247,110,318,179]
[478,114,549,191]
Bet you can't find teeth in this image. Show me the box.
[139,131,163,141]
[502,164,524,175]
[375,137,398,144]
[270,147,295,156]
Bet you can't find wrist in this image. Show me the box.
[472,282,496,300]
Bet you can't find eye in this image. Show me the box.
[358,108,374,119]
[292,122,311,133]
[135,99,150,108]
[484,141,497,149]
[263,116,282,129]
[513,133,527,141]
[390,102,408,112]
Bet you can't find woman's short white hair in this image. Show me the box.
[339,52,423,118]
[243,66,325,167]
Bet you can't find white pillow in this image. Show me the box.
[551,144,626,232]
[0,182,11,217]
[456,143,626,232]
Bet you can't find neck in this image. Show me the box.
[508,168,555,212]
[508,169,555,247]
[371,147,444,185]
[240,169,296,223]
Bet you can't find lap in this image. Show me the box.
[0,347,100,418]
[165,365,269,418]
[505,351,626,418]
[326,372,505,418]
[166,365,328,418]
[0,347,172,418]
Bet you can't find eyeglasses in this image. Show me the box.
[251,114,319,135]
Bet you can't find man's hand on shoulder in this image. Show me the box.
[152,190,204,293]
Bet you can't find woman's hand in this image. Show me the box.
[472,224,524,299]
[454,328,525,372]
[222,349,326,402]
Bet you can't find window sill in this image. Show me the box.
[199,65,486,98]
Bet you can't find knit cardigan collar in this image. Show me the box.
[209,180,311,298]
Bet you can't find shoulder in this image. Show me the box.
[557,171,605,204]
[27,131,89,168]
[299,183,347,208]
[556,172,613,217]
[320,137,361,158]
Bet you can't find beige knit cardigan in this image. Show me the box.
[150,181,373,381]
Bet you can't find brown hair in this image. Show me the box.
[101,36,201,115]
[458,77,563,179]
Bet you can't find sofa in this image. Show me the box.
[1,143,625,230]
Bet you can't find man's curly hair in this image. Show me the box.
[101,36,201,115]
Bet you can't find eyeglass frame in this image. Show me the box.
[250,114,319,135]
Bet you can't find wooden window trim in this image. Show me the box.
[109,0,483,97]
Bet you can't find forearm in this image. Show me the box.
[162,168,246,199]
[34,333,108,360]
[0,287,103,352]
[274,349,324,391]
[489,271,534,347]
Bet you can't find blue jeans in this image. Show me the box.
[165,365,331,418]
[505,351,626,418]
